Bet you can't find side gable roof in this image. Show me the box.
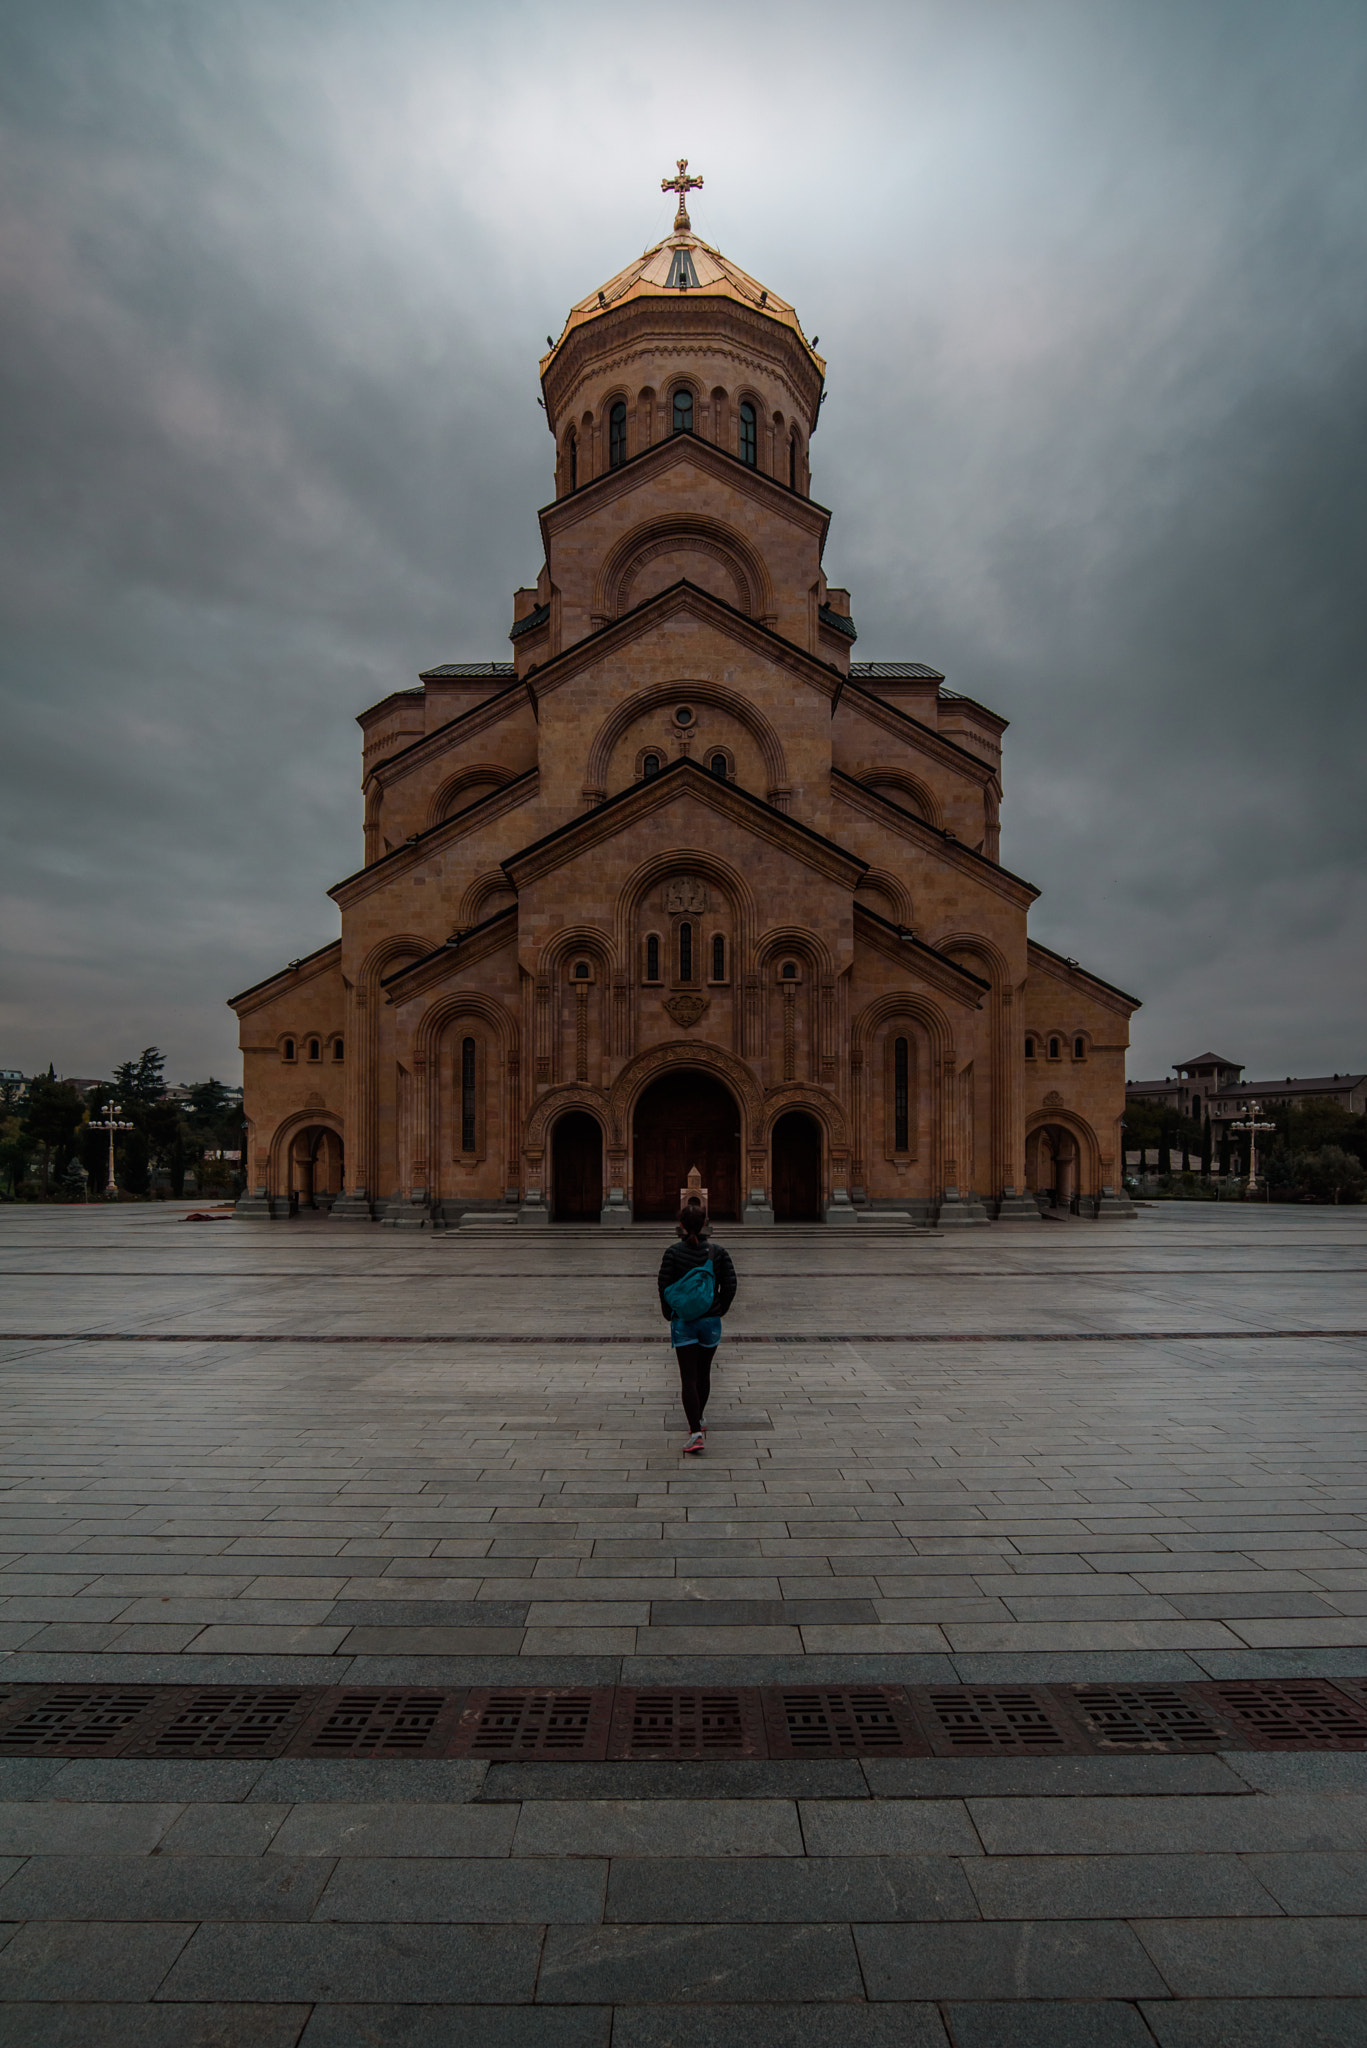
[537,429,831,553]
[522,576,846,707]
[502,753,867,888]
[228,939,342,1014]
[379,905,518,998]
[329,770,539,909]
[832,770,1039,908]
[855,903,991,994]
[360,679,527,782]
[840,680,1004,779]
[1028,939,1141,1013]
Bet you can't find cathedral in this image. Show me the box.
[230,168,1138,1228]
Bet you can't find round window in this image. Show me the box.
[674,706,694,727]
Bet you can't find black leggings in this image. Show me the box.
[675,1343,716,1432]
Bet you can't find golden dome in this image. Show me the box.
[541,228,824,379]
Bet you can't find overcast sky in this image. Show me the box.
[2,0,1364,1086]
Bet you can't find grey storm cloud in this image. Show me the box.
[1,0,1364,1084]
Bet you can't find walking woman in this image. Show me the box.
[658,1195,737,1455]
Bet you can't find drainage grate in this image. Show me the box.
[916,1687,1079,1756]
[141,1688,316,1758]
[1070,1685,1232,1752]
[288,1689,467,1759]
[610,1689,766,1759]
[765,1686,926,1758]
[0,1689,165,1757]
[452,1689,611,1759]
[1203,1680,1367,1750]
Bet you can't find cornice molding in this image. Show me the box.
[542,297,823,426]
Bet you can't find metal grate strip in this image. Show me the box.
[1070,1685,1233,1752]
[288,1689,467,1759]
[0,1688,166,1757]
[451,1689,612,1758]
[610,1689,766,1759]
[141,1688,317,1758]
[1202,1680,1367,1750]
[915,1687,1080,1756]
[764,1686,926,1758]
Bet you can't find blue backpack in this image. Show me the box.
[663,1254,716,1321]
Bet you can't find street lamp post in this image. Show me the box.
[89,1102,134,1200]
[1230,1100,1275,1197]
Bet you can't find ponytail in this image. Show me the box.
[676,1197,707,1247]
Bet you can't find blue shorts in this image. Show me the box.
[671,1315,722,1349]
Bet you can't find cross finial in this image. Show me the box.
[662,158,703,232]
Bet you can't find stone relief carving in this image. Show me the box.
[1043,1090,1065,1109]
[664,878,710,914]
[663,993,710,1029]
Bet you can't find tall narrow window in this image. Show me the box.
[332,1038,344,1062]
[709,751,728,778]
[781,959,797,980]
[1024,1036,1036,1059]
[282,1038,295,1062]
[679,921,693,982]
[567,433,577,490]
[789,433,798,490]
[307,1037,321,1062]
[738,400,757,466]
[894,1036,910,1152]
[642,752,661,779]
[608,401,627,469]
[711,933,725,981]
[672,387,693,434]
[646,934,660,981]
[1048,1036,1061,1060]
[460,1037,476,1153]
[1073,1036,1086,1060]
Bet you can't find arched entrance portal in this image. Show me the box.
[552,1112,603,1221]
[772,1110,822,1222]
[289,1125,344,1211]
[1027,1123,1079,1211]
[632,1071,741,1221]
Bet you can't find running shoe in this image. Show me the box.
[682,1431,706,1455]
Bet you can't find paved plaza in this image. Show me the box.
[0,1202,1364,2042]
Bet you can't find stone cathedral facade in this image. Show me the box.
[230,174,1138,1227]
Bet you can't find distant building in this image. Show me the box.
[1128,1056,1366,1133]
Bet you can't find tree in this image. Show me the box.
[1201,1112,1213,1176]
[21,1077,85,1197]
[145,1100,200,1199]
[1297,1147,1365,1205]
[185,1079,231,1126]
[112,1048,167,1105]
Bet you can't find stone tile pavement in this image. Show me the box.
[0,1201,1364,2040]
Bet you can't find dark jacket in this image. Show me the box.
[657,1235,738,1321]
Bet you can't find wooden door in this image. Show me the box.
[772,1110,821,1221]
[632,1071,741,1220]
[552,1112,602,1221]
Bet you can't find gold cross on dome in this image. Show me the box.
[662,158,703,231]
